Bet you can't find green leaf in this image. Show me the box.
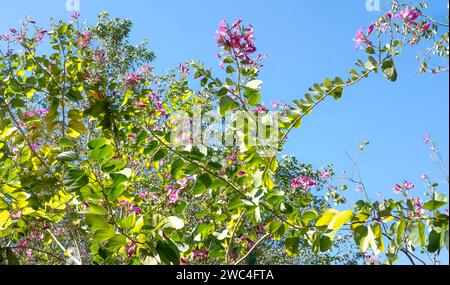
[165,216,185,230]
[153,149,168,162]
[397,219,407,245]
[381,60,397,82]
[423,193,448,211]
[193,173,212,196]
[88,138,107,150]
[320,230,335,252]
[156,238,180,265]
[143,141,158,155]
[219,96,238,116]
[56,151,78,162]
[89,144,114,163]
[63,168,89,192]
[315,209,339,227]
[88,203,107,216]
[300,209,318,224]
[427,229,443,253]
[106,235,126,251]
[85,214,109,231]
[59,138,75,148]
[245,80,263,90]
[93,225,116,243]
[6,248,20,265]
[0,210,11,229]
[170,159,185,180]
[101,161,126,173]
[409,221,426,247]
[328,210,353,231]
[285,232,300,257]
[365,47,376,54]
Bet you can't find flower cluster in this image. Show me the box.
[118,200,143,216]
[77,29,92,49]
[410,197,425,218]
[215,20,257,64]
[354,7,431,49]
[393,180,415,194]
[125,72,143,86]
[291,176,316,191]
[191,247,209,261]
[165,177,193,204]
[22,109,49,119]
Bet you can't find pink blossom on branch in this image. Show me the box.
[291,176,316,191]
[215,20,258,64]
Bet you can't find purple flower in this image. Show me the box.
[393,183,402,194]
[70,12,80,20]
[179,64,190,78]
[403,181,415,191]
[291,176,316,191]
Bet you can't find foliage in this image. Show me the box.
[0,1,448,265]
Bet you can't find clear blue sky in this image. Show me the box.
[1,0,448,264]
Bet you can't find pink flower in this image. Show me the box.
[272,101,280,110]
[421,23,431,32]
[291,176,316,191]
[133,100,146,109]
[254,104,267,113]
[367,23,375,36]
[395,8,421,24]
[125,73,143,86]
[420,173,428,180]
[70,12,80,20]
[133,206,143,216]
[37,29,47,44]
[232,20,242,28]
[180,257,189,265]
[410,197,425,217]
[179,64,190,78]
[319,170,332,181]
[125,242,137,258]
[215,20,258,65]
[18,239,27,248]
[23,111,36,119]
[403,181,415,191]
[237,170,247,177]
[423,135,431,144]
[93,49,106,62]
[393,184,403,194]
[354,26,372,49]
[141,65,152,73]
[386,11,394,19]
[192,247,208,260]
[167,185,182,204]
[11,211,22,219]
[150,194,161,202]
[77,30,92,49]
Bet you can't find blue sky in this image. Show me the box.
[1,0,449,264]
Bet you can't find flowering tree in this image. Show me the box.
[0,1,448,265]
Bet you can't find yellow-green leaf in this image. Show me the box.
[315,209,339,227]
[329,210,353,231]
